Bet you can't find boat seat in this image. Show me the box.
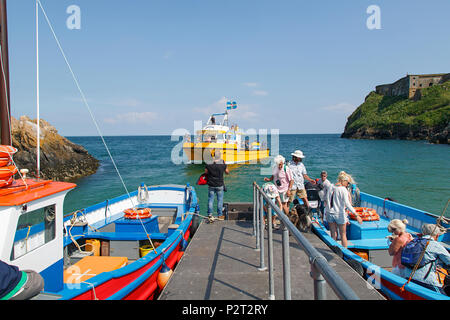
[346,238,390,250]
[348,218,391,240]
[63,256,128,284]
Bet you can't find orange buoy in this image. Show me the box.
[348,207,380,221]
[0,145,17,158]
[123,207,152,219]
[157,262,173,289]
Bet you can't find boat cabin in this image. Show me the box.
[0,179,76,293]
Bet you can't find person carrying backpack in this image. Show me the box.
[402,223,450,295]
[387,219,413,277]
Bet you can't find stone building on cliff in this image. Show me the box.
[375,73,450,99]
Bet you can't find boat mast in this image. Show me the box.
[36,0,40,178]
[0,0,11,146]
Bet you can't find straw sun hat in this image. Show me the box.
[291,150,305,159]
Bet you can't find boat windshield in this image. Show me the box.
[201,133,226,142]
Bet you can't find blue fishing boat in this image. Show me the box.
[310,191,450,300]
[1,179,199,300]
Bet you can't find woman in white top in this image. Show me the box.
[317,171,332,221]
[326,172,362,248]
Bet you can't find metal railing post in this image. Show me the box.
[252,182,360,300]
[258,192,267,271]
[252,184,256,236]
[281,221,291,300]
[254,185,260,251]
[267,206,275,300]
[311,258,327,300]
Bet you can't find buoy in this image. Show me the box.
[157,262,173,289]
[177,238,188,262]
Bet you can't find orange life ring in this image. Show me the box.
[0,165,18,180]
[0,157,11,167]
[124,207,152,220]
[0,145,17,158]
[0,176,13,188]
[348,207,380,221]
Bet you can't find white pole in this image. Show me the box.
[36,0,40,179]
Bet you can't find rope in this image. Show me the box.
[36,0,134,207]
[37,0,166,263]
[400,198,449,292]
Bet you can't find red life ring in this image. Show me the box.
[348,207,380,221]
[124,207,152,220]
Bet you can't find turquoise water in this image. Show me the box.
[64,135,450,217]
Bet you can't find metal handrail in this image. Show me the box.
[253,182,360,300]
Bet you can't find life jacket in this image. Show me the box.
[196,173,208,185]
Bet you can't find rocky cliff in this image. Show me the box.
[341,80,450,144]
[11,116,99,181]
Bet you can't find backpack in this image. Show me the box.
[401,237,435,270]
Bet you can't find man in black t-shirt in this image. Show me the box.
[205,152,229,220]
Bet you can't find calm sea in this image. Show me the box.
[64,135,450,217]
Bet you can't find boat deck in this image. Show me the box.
[159,219,385,300]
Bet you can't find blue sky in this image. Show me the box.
[6,0,450,136]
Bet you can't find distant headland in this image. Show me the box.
[11,116,99,181]
[342,73,450,144]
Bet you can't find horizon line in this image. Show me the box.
[65,133,343,138]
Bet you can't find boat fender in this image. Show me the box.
[157,262,173,289]
[331,245,343,258]
[177,238,189,262]
[347,258,364,277]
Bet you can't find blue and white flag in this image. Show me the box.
[226,101,232,110]
[232,101,237,109]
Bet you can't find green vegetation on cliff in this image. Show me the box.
[342,80,450,143]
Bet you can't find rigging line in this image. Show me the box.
[0,44,28,187]
[36,0,134,206]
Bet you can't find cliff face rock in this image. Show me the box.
[341,80,450,144]
[11,116,99,181]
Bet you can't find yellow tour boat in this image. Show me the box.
[183,101,270,165]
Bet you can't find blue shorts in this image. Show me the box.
[326,212,348,225]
